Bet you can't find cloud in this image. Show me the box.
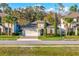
[45,8,55,12]
[45,7,69,12]
[33,4,42,7]
[64,7,69,12]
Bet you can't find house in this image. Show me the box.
[60,12,79,35]
[0,12,7,34]
[21,12,62,37]
[22,20,55,36]
[0,11,21,35]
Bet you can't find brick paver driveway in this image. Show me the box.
[17,36,39,41]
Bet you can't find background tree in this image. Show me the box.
[0,3,9,12]
[54,4,59,36]
[69,4,78,12]
[45,12,54,35]
[34,6,46,35]
[69,4,78,35]
[58,3,64,36]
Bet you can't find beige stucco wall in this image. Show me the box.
[38,23,44,29]
[4,23,14,33]
[0,25,3,32]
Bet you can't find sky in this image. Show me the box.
[7,3,79,12]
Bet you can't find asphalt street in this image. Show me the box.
[0,40,79,44]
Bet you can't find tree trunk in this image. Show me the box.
[68,23,70,36]
[65,29,68,36]
[44,20,47,36]
[8,23,9,36]
[54,13,58,36]
[10,23,13,35]
[44,28,47,36]
[75,27,78,36]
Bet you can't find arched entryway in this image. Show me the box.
[40,29,44,36]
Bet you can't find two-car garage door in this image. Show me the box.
[22,28,40,36]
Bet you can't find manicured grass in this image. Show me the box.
[1,35,79,40]
[38,36,79,40]
[0,47,79,56]
[38,36,64,40]
[0,35,20,40]
[64,36,79,40]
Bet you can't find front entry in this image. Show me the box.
[40,29,44,36]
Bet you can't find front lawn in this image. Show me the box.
[0,47,79,56]
[64,36,79,40]
[0,35,20,40]
[38,36,64,40]
[1,35,79,40]
[38,36,79,40]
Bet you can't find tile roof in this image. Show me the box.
[63,12,79,18]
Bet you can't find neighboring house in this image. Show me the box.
[60,12,79,35]
[0,11,21,35]
[3,22,20,34]
[0,12,7,34]
[22,20,55,36]
[14,22,21,33]
[0,25,4,34]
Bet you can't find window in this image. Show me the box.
[5,28,8,33]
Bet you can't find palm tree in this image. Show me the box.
[54,4,59,36]
[69,4,78,35]
[34,5,46,35]
[69,4,78,12]
[4,6,12,15]
[58,3,64,36]
[4,6,13,35]
[6,15,12,35]
[65,18,73,35]
[0,3,13,35]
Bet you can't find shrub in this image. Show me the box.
[12,32,21,36]
[0,32,6,35]
[67,30,75,35]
